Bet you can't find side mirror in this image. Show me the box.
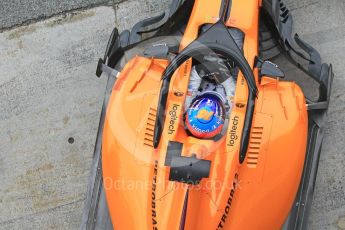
[256,57,285,78]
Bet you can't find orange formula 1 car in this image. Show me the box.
[81,0,334,229]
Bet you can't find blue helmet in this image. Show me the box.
[186,93,225,139]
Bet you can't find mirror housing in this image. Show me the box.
[256,57,285,78]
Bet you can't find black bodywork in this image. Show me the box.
[82,0,334,229]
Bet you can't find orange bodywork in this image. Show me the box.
[102,0,308,229]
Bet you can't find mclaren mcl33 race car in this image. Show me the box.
[81,0,334,229]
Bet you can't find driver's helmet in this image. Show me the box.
[185,92,225,139]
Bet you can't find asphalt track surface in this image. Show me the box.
[0,0,344,229]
